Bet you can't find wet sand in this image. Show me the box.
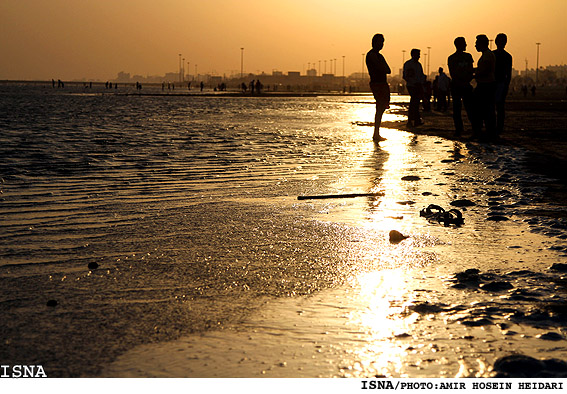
[105,96,567,378]
[2,89,567,378]
[387,92,567,198]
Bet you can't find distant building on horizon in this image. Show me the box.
[116,72,131,82]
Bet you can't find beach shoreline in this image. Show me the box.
[1,89,567,377]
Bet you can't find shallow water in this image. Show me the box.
[1,83,566,377]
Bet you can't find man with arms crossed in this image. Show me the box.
[366,33,391,141]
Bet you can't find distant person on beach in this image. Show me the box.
[200,81,204,91]
[448,37,474,137]
[472,34,496,140]
[493,33,512,136]
[255,79,263,94]
[403,49,426,127]
[435,67,451,112]
[365,33,391,141]
[250,80,255,94]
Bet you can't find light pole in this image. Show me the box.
[536,42,541,84]
[178,54,182,82]
[361,53,365,83]
[342,56,345,91]
[182,58,185,82]
[240,48,244,79]
[427,46,431,76]
[525,59,528,81]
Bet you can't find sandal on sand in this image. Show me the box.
[420,205,464,226]
[420,204,445,218]
[438,209,464,226]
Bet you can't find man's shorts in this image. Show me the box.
[369,82,390,111]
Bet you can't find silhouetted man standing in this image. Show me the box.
[448,37,474,137]
[472,34,496,140]
[493,33,513,136]
[366,33,391,141]
[435,67,451,112]
[403,49,425,127]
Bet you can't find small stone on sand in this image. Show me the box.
[389,230,409,244]
[450,199,475,207]
[401,175,420,181]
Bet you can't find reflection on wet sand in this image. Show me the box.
[106,123,567,378]
[3,87,566,377]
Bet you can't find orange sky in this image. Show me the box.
[1,0,565,80]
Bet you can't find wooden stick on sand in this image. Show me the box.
[297,192,384,200]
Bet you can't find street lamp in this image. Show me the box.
[536,42,541,84]
[342,56,346,91]
[427,46,431,76]
[240,48,244,79]
[178,54,182,82]
[361,53,365,82]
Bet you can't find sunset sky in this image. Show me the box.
[1,0,565,81]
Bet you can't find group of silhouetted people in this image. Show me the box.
[366,33,512,142]
[463,33,512,141]
[241,79,263,94]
